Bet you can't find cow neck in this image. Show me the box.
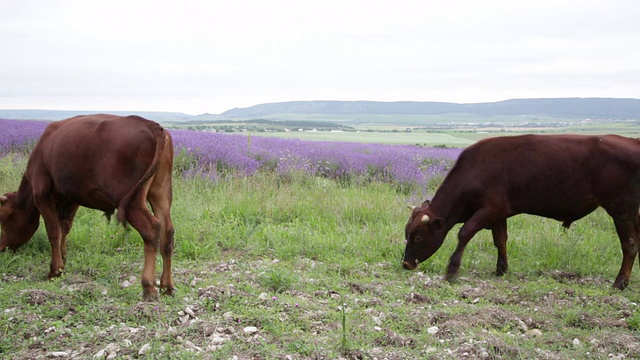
[15,176,38,214]
[427,181,467,231]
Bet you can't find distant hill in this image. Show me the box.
[2,98,640,123]
[221,98,640,118]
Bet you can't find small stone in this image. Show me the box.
[517,319,528,332]
[573,338,581,346]
[210,333,227,345]
[48,352,69,358]
[243,326,258,334]
[121,280,132,288]
[184,307,195,318]
[223,312,234,320]
[138,343,151,355]
[526,329,543,337]
[427,326,439,335]
[184,340,202,352]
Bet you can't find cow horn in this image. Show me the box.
[421,214,430,223]
[0,195,6,203]
[407,205,417,211]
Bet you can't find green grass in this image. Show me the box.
[246,130,475,146]
[1,153,640,359]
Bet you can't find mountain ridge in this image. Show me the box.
[1,98,639,122]
[221,98,640,118]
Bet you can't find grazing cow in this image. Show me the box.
[0,114,175,301]
[403,134,640,290]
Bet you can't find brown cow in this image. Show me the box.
[403,134,640,290]
[0,114,175,301]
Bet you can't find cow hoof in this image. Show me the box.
[143,289,160,302]
[444,273,458,283]
[161,287,176,297]
[47,268,64,279]
[613,278,629,291]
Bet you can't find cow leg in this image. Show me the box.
[33,192,65,279]
[58,202,79,263]
[492,219,509,276]
[446,208,495,282]
[611,213,640,290]
[126,202,162,302]
[148,185,175,296]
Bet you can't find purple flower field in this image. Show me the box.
[0,119,48,156]
[0,119,462,187]
[171,130,462,187]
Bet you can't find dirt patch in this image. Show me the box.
[374,328,415,348]
[405,292,437,304]
[20,289,66,306]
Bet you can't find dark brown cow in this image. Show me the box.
[403,134,640,289]
[0,114,175,301]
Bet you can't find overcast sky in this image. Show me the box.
[1,0,639,115]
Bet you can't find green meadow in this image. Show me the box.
[245,130,475,146]
[2,126,640,358]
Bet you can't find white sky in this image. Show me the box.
[1,0,639,115]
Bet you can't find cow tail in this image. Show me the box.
[116,124,167,226]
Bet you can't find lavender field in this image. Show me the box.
[0,119,462,188]
[0,119,48,156]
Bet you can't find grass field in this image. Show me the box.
[229,121,640,148]
[244,131,475,147]
[2,149,640,359]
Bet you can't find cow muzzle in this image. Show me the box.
[402,259,419,270]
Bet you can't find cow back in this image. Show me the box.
[26,114,168,213]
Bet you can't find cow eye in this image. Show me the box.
[414,235,425,243]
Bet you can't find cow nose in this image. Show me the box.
[402,260,416,270]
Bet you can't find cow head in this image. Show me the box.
[0,192,40,251]
[402,202,447,270]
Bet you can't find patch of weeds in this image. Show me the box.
[285,340,314,356]
[563,308,590,329]
[259,268,295,293]
[0,252,21,277]
[627,312,640,331]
